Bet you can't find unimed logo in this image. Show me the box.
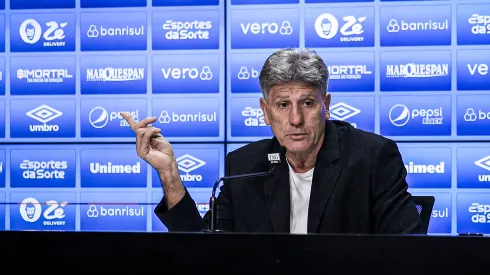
[90,161,141,174]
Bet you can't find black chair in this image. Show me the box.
[412,196,435,234]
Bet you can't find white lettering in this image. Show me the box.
[386,63,448,78]
[405,161,445,174]
[467,64,489,76]
[90,162,141,174]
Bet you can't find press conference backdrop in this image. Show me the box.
[0,0,489,235]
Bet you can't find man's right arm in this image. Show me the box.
[154,153,235,232]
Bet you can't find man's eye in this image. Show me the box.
[278,102,289,108]
[304,101,314,107]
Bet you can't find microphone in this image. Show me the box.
[207,148,285,232]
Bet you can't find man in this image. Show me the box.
[121,48,423,234]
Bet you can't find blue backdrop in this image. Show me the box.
[0,0,488,235]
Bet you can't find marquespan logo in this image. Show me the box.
[86,67,144,82]
[19,197,68,226]
[474,155,490,182]
[315,13,366,42]
[26,104,63,132]
[386,63,448,78]
[162,20,213,40]
[330,102,360,128]
[89,107,139,129]
[19,19,68,47]
[86,24,144,38]
[176,154,206,182]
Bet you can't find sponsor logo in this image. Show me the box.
[315,13,366,42]
[81,149,147,188]
[328,64,372,80]
[475,155,490,182]
[86,67,144,82]
[468,202,490,224]
[405,161,445,174]
[176,154,206,182]
[231,9,299,49]
[86,205,145,218]
[305,7,374,47]
[87,24,144,38]
[158,110,217,124]
[457,95,490,136]
[152,10,219,50]
[389,104,443,127]
[242,107,266,127]
[20,159,68,180]
[19,197,68,226]
[19,19,68,47]
[89,107,139,129]
[268,153,281,164]
[81,12,147,51]
[468,13,490,35]
[17,68,73,84]
[330,102,361,124]
[162,66,213,81]
[463,108,490,122]
[386,63,449,79]
[386,18,449,33]
[26,105,63,133]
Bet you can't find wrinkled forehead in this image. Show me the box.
[269,83,323,101]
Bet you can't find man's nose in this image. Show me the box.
[289,105,304,126]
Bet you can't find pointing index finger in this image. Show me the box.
[120,112,137,130]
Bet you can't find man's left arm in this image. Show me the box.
[371,139,424,234]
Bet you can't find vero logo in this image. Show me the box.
[176,154,206,182]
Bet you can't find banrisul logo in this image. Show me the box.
[10,13,76,52]
[10,193,76,231]
[152,54,219,94]
[10,149,76,188]
[380,5,451,46]
[231,8,299,49]
[152,97,220,140]
[457,95,490,136]
[380,50,451,91]
[152,147,221,188]
[81,12,147,51]
[80,192,147,232]
[81,148,147,188]
[231,52,272,94]
[81,55,147,95]
[305,7,375,47]
[152,10,219,50]
[10,99,76,138]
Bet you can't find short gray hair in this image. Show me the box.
[259,48,329,100]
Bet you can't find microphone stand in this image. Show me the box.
[207,166,275,232]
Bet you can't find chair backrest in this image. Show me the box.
[412,196,435,234]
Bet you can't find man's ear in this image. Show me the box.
[324,93,331,120]
[259,97,270,125]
